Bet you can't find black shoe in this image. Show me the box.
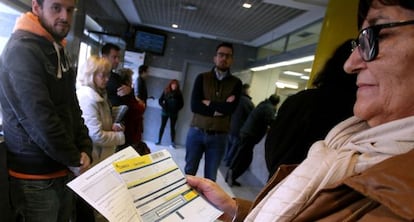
[155,141,161,145]
[232,180,241,187]
[226,170,239,187]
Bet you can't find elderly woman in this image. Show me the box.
[187,0,414,221]
[76,56,125,165]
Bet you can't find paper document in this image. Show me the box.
[67,147,141,222]
[113,149,222,222]
[68,148,222,222]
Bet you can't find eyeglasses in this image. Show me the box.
[351,20,414,62]
[216,52,233,59]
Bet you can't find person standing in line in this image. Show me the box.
[76,56,125,164]
[265,39,357,179]
[76,56,126,222]
[0,0,92,221]
[226,94,279,186]
[185,42,242,181]
[156,79,184,148]
[223,83,255,167]
[117,68,146,148]
[102,43,133,108]
[134,64,149,107]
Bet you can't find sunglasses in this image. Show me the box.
[351,20,414,62]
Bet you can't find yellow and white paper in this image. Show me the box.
[68,148,222,222]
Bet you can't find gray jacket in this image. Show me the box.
[0,29,92,174]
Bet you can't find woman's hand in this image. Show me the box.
[186,175,237,221]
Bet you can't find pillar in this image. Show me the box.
[308,0,359,86]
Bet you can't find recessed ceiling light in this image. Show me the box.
[283,71,304,76]
[250,55,314,72]
[275,81,298,89]
[181,3,198,11]
[172,24,178,28]
[242,3,252,8]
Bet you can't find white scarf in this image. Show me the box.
[246,116,414,222]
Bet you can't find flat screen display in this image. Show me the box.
[134,30,166,55]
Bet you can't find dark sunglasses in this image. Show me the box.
[351,20,414,62]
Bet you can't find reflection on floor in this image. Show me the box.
[147,141,265,201]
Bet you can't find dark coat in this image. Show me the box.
[0,30,92,174]
[265,88,355,177]
[158,90,184,117]
[135,76,148,103]
[240,99,276,141]
[229,93,254,136]
[106,71,127,106]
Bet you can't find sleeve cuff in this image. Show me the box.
[232,198,252,222]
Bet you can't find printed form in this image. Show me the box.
[113,149,222,222]
[67,146,141,222]
[68,148,222,222]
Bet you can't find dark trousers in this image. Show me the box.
[229,134,261,180]
[224,134,240,166]
[158,114,177,143]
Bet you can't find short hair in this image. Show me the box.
[268,95,280,105]
[138,65,148,74]
[215,42,234,54]
[242,83,250,94]
[36,0,78,7]
[101,43,120,56]
[118,68,134,84]
[77,56,111,90]
[312,39,356,92]
[358,0,414,29]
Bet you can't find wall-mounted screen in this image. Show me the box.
[134,30,166,55]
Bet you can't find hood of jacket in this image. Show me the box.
[13,12,66,46]
[14,12,68,79]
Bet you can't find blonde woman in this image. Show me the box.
[76,56,125,165]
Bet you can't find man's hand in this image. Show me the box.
[117,85,132,97]
[202,99,211,106]
[226,95,235,103]
[186,175,237,221]
[214,111,224,116]
[79,152,91,174]
[70,152,92,176]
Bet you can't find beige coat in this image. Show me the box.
[76,86,125,164]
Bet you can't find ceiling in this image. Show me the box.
[82,0,326,92]
[84,0,328,47]
[5,0,328,92]
[7,0,328,47]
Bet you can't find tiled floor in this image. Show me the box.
[147,141,265,201]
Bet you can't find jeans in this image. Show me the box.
[10,175,75,222]
[185,127,227,181]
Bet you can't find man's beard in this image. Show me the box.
[39,17,70,42]
[216,66,229,72]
